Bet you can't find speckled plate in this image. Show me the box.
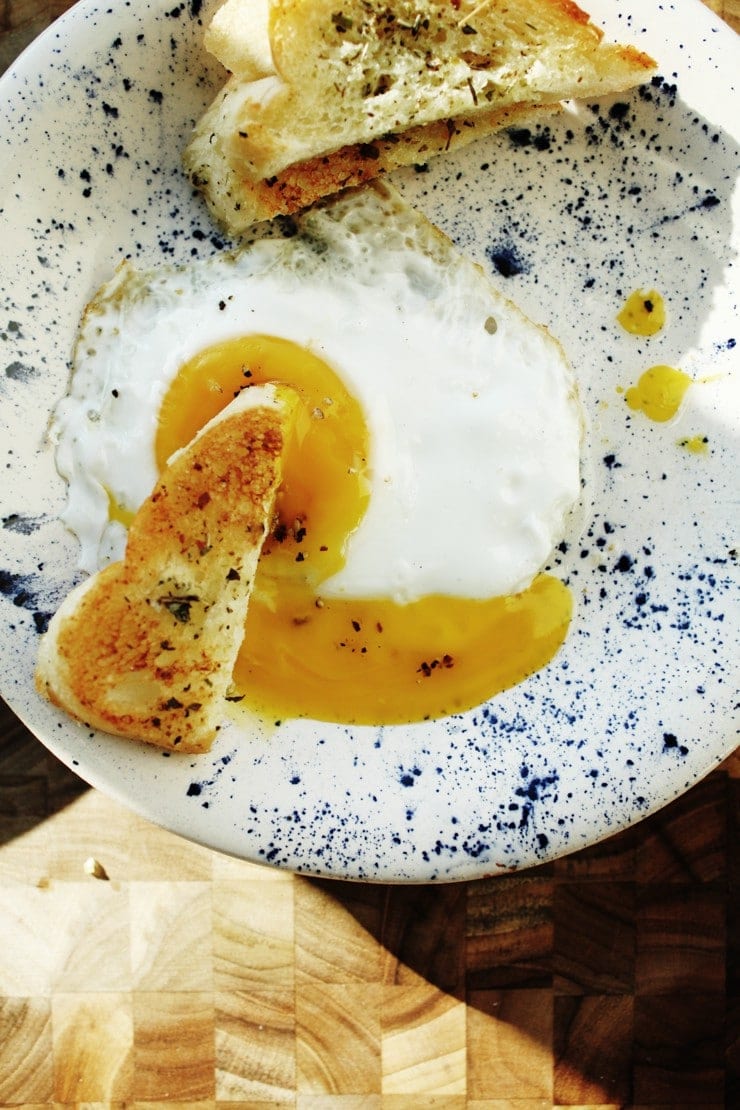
[1,0,738,880]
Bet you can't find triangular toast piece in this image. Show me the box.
[184,0,656,231]
[36,384,296,753]
[186,95,553,231]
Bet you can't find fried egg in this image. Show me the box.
[52,183,582,725]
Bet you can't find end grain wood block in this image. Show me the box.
[381,982,466,1095]
[215,988,295,1100]
[0,997,53,1104]
[51,991,133,1102]
[132,991,216,1101]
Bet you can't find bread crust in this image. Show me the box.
[36,385,296,753]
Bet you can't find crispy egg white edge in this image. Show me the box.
[51,183,582,600]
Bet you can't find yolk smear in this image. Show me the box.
[625,365,692,423]
[678,435,709,455]
[233,576,572,725]
[106,488,136,529]
[155,335,573,725]
[617,289,666,336]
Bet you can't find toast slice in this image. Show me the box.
[36,383,296,753]
[233,0,657,180]
[186,92,553,232]
[184,0,656,231]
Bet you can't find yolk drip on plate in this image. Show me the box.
[624,364,692,423]
[677,435,709,455]
[617,289,666,337]
[155,335,572,725]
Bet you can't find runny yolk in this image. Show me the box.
[156,334,369,583]
[154,335,573,725]
[624,364,692,423]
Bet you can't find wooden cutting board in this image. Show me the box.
[2,696,740,1106]
[1,1,739,1106]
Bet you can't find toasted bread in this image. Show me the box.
[36,384,296,753]
[184,0,656,231]
[186,93,553,232]
[205,0,273,80]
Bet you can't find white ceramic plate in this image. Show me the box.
[1,0,738,880]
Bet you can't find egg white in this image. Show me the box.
[52,183,581,600]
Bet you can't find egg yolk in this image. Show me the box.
[624,364,692,423]
[155,336,572,725]
[617,289,666,337]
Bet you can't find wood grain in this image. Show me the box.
[705,0,740,31]
[2,707,739,1106]
[0,1,738,1106]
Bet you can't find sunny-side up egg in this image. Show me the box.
[52,183,582,726]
